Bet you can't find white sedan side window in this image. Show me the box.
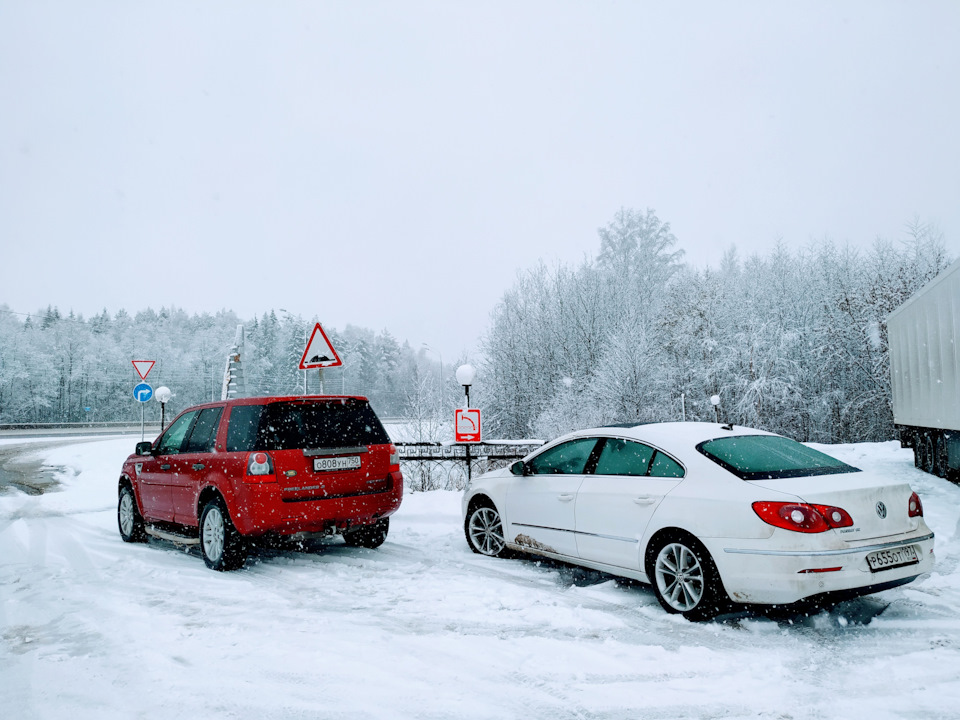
[649,451,684,478]
[527,438,598,475]
[593,439,654,476]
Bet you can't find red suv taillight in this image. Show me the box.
[752,501,853,533]
[389,444,399,468]
[245,452,275,482]
[908,491,924,518]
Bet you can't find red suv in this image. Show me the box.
[117,395,403,570]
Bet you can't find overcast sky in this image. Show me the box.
[2,1,958,360]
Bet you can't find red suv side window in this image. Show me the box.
[155,410,199,455]
[183,407,223,453]
[226,404,266,451]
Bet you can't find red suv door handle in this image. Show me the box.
[192,463,205,471]
[160,464,171,470]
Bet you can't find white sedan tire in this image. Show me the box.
[649,533,727,621]
[465,502,508,558]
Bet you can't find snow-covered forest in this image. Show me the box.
[482,210,949,443]
[0,208,949,443]
[0,308,456,427]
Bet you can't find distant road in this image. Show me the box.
[0,418,412,439]
[0,436,120,495]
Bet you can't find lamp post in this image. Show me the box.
[456,364,476,480]
[421,343,443,418]
[155,386,173,432]
[456,363,475,407]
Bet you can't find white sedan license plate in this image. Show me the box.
[866,545,919,572]
[313,456,361,472]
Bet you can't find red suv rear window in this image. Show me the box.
[226,399,390,452]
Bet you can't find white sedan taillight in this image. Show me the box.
[752,501,854,533]
[908,491,924,518]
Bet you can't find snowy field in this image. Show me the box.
[2,437,960,719]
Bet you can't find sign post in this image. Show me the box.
[131,361,156,441]
[133,382,153,440]
[298,323,343,395]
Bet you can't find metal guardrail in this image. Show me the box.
[0,417,412,433]
[396,441,544,492]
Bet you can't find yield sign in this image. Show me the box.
[299,323,343,369]
[131,360,155,380]
[455,408,481,443]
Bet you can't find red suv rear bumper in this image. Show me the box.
[228,472,404,536]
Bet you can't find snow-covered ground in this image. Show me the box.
[2,437,960,719]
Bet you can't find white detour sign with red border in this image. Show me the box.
[455,408,481,443]
[299,323,343,369]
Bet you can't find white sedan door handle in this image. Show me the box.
[558,493,576,502]
[634,496,656,505]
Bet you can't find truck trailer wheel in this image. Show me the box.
[921,434,936,475]
[933,433,950,478]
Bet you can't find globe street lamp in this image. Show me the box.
[155,386,174,432]
[456,363,476,408]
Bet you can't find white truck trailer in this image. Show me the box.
[888,258,960,478]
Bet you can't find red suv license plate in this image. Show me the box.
[313,456,361,472]
[866,545,919,572]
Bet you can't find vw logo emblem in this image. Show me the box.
[876,501,887,519]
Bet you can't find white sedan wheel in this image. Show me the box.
[655,541,705,612]
[468,506,506,557]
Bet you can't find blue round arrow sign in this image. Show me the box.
[133,382,153,403]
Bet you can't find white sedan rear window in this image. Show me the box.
[697,435,859,480]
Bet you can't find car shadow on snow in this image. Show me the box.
[241,534,380,566]
[523,555,621,588]
[738,595,891,627]
[144,533,375,570]
[513,553,892,627]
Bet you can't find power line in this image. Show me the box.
[0,307,93,325]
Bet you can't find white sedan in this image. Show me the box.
[462,422,935,620]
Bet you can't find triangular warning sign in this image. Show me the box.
[299,323,343,369]
[132,360,155,380]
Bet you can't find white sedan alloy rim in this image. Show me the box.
[655,542,705,612]
[203,507,225,562]
[119,491,135,536]
[469,507,505,556]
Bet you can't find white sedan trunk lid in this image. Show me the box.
[748,471,919,541]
